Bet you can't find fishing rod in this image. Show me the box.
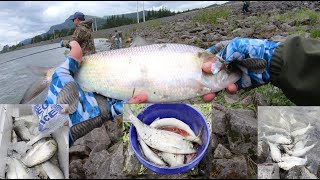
[0,46,63,66]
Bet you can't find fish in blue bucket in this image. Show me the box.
[124,104,203,167]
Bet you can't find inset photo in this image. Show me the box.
[258,106,320,179]
[122,103,212,179]
[0,104,69,179]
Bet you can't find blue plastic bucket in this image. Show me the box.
[129,104,210,174]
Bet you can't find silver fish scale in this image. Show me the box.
[76,44,239,102]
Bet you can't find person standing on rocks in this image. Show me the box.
[113,30,122,49]
[202,35,320,105]
[60,12,96,56]
[242,1,250,14]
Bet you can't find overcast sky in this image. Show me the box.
[0,1,227,47]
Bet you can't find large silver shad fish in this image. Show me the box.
[21,138,58,167]
[6,158,31,179]
[124,104,196,154]
[138,135,166,166]
[41,161,65,179]
[150,117,203,145]
[20,37,241,104]
[75,43,240,102]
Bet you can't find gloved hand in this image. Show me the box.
[206,37,280,90]
[60,40,64,47]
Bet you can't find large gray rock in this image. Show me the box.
[264,24,277,32]
[232,28,242,36]
[240,28,255,37]
[199,133,215,178]
[180,35,193,39]
[225,109,257,156]
[123,142,141,176]
[210,156,248,179]
[105,116,123,144]
[212,108,227,136]
[95,143,124,179]
[253,92,269,109]
[217,18,227,24]
[83,150,110,179]
[69,145,91,158]
[83,125,111,151]
[280,23,292,31]
[257,163,280,179]
[214,144,233,159]
[174,26,184,32]
[70,159,86,179]
[270,35,286,42]
[241,95,253,108]
[189,27,205,33]
[287,166,318,179]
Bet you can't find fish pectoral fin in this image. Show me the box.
[56,81,79,114]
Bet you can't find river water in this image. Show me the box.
[0,38,110,104]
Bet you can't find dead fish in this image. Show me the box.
[288,114,297,125]
[158,152,185,167]
[262,124,290,136]
[278,156,307,170]
[268,141,282,162]
[281,156,308,163]
[23,38,241,104]
[294,134,309,144]
[124,104,196,154]
[6,158,31,179]
[150,117,202,145]
[138,135,166,166]
[287,143,316,157]
[13,121,31,141]
[41,161,65,179]
[261,133,292,145]
[291,138,310,152]
[21,138,58,167]
[291,123,313,137]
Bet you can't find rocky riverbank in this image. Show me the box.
[12,1,320,52]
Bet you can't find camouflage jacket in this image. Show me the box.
[63,19,96,56]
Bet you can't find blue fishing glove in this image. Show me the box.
[207,37,280,90]
[60,40,64,47]
[107,98,123,120]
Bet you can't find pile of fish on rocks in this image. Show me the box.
[260,113,317,171]
[6,115,64,179]
[125,105,202,168]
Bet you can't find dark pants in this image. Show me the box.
[242,3,249,13]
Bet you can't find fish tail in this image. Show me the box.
[20,78,49,104]
[194,125,204,145]
[123,104,134,122]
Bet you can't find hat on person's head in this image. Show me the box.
[71,12,85,21]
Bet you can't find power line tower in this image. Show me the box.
[137,1,140,23]
[143,1,145,22]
